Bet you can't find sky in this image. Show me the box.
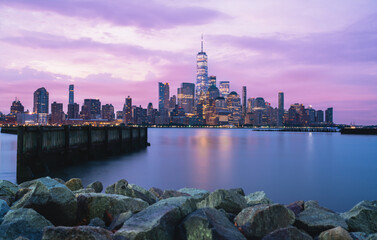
[0,0,377,125]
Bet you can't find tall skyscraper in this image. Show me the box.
[196,35,209,99]
[80,99,101,119]
[123,96,132,124]
[158,82,169,110]
[242,86,247,116]
[68,103,79,119]
[69,84,74,104]
[325,107,333,124]
[209,75,216,87]
[316,110,324,122]
[219,81,230,97]
[33,87,49,114]
[278,92,284,126]
[102,104,115,120]
[51,102,64,124]
[177,83,195,113]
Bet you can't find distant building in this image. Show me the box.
[158,82,170,110]
[123,96,132,124]
[169,95,176,109]
[51,102,64,124]
[316,110,324,123]
[208,85,220,100]
[68,103,79,119]
[102,104,115,121]
[33,87,49,114]
[196,35,209,100]
[69,84,74,105]
[242,86,247,117]
[325,107,333,124]
[116,111,124,120]
[219,81,230,98]
[80,99,101,119]
[226,91,241,125]
[209,75,216,87]
[277,92,284,126]
[10,98,24,114]
[177,83,195,113]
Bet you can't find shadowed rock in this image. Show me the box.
[65,178,83,191]
[87,181,103,193]
[0,199,10,217]
[341,200,377,234]
[149,187,163,199]
[42,226,113,240]
[286,200,304,217]
[245,191,273,206]
[198,189,247,214]
[106,180,157,204]
[0,180,20,205]
[161,190,190,199]
[262,226,312,240]
[319,226,352,240]
[108,211,133,231]
[178,188,209,199]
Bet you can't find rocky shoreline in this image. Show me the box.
[0,177,376,240]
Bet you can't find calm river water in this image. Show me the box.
[0,128,376,212]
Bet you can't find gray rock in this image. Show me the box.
[234,204,295,239]
[319,226,353,240]
[295,200,348,236]
[161,189,191,199]
[230,188,245,196]
[114,196,197,240]
[12,177,77,226]
[87,181,103,193]
[53,178,65,184]
[76,193,148,224]
[262,226,312,240]
[65,178,83,191]
[108,211,133,231]
[366,234,377,240]
[105,183,116,194]
[105,180,156,205]
[0,180,19,205]
[341,200,377,234]
[0,199,10,217]
[245,191,273,206]
[286,200,304,217]
[178,187,209,199]
[0,208,53,240]
[73,188,95,195]
[89,217,106,228]
[350,232,368,240]
[149,187,163,199]
[42,226,113,240]
[197,189,247,214]
[178,207,246,240]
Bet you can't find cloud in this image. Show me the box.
[0,0,225,29]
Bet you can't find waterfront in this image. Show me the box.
[1,128,376,212]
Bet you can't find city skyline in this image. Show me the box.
[1,1,377,125]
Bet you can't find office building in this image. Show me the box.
[158,82,170,110]
[196,35,209,99]
[10,98,24,114]
[209,75,216,87]
[80,99,101,119]
[68,103,79,119]
[242,86,247,116]
[51,102,64,124]
[177,83,195,113]
[278,92,284,126]
[102,104,115,120]
[219,81,230,97]
[123,96,132,124]
[33,87,49,114]
[69,84,74,105]
[325,107,333,124]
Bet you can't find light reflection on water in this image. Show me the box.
[0,128,377,212]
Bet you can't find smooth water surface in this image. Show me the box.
[1,128,376,212]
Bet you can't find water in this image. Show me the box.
[1,128,377,212]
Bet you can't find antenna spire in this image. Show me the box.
[201,34,204,52]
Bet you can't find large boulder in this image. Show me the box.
[178,188,209,199]
[319,226,352,240]
[0,208,53,240]
[42,226,113,240]
[76,193,148,224]
[105,180,157,205]
[12,177,77,226]
[197,189,247,214]
[350,232,368,240]
[149,187,163,199]
[65,178,83,191]
[366,234,377,240]
[114,196,197,240]
[341,200,377,234]
[286,200,304,217]
[87,181,103,193]
[262,226,312,240]
[234,204,295,239]
[178,207,246,240]
[0,180,19,205]
[245,191,273,206]
[161,190,190,199]
[0,199,10,217]
[108,211,133,231]
[295,201,348,236]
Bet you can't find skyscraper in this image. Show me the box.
[68,103,79,119]
[69,84,74,105]
[196,35,209,99]
[177,83,195,113]
[80,99,101,119]
[242,86,247,116]
[325,107,333,124]
[158,82,169,110]
[209,75,216,87]
[33,87,49,114]
[51,102,64,124]
[10,98,24,114]
[219,81,230,97]
[278,92,284,126]
[102,104,115,120]
[316,110,324,122]
[123,96,132,124]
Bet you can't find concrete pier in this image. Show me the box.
[16,125,148,183]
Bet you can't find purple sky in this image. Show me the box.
[0,0,377,125]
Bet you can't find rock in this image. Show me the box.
[114,196,197,240]
[42,226,113,240]
[53,178,65,184]
[105,180,156,205]
[197,189,247,214]
[178,187,209,199]
[12,177,77,226]
[0,180,19,205]
[14,237,30,240]
[105,183,116,194]
[218,208,237,222]
[366,234,377,240]
[262,226,312,240]
[89,217,106,228]
[230,188,245,196]
[73,188,95,195]
[77,193,148,224]
[341,200,377,234]
[65,178,83,191]
[178,207,246,240]
[234,204,295,239]
[0,199,10,217]
[108,211,133,231]
[350,232,368,240]
[161,189,190,199]
[286,200,304,217]
[87,181,103,193]
[319,226,352,240]
[295,200,348,236]
[149,187,163,199]
[0,208,53,240]
[245,191,273,206]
